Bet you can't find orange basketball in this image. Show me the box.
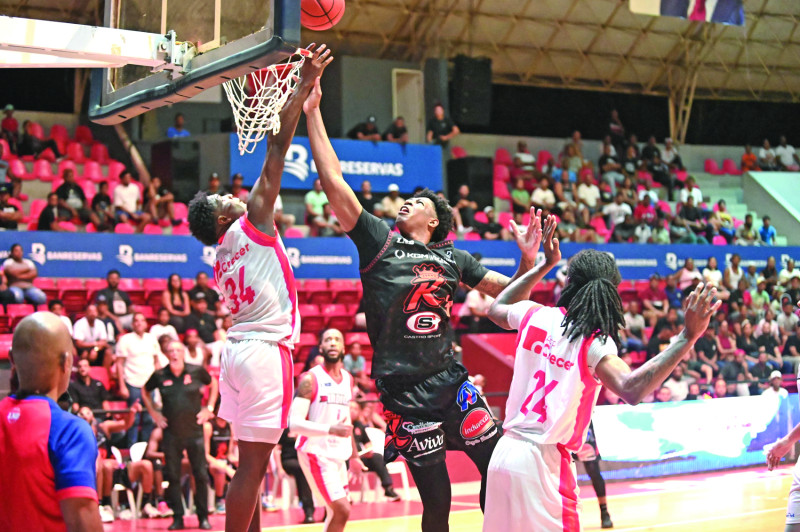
[301,0,345,31]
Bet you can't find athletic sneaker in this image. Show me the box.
[118,508,133,520]
[143,502,160,518]
[261,495,278,512]
[158,500,174,517]
[384,487,401,502]
[601,509,614,529]
[99,505,115,523]
[215,500,226,514]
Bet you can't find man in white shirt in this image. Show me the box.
[381,184,405,220]
[679,176,703,205]
[662,138,684,171]
[762,370,789,399]
[776,136,800,171]
[149,307,179,342]
[531,178,556,212]
[73,304,112,370]
[116,312,162,445]
[662,366,692,401]
[513,140,536,178]
[759,139,780,171]
[779,260,800,288]
[458,288,497,333]
[577,172,601,213]
[602,192,632,227]
[113,170,152,232]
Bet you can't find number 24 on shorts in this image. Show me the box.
[520,370,558,422]
[224,267,255,314]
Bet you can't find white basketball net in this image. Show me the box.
[223,49,310,155]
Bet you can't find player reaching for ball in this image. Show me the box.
[482,215,721,532]
[187,44,332,532]
[303,76,544,531]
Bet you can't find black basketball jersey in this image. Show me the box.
[348,211,488,379]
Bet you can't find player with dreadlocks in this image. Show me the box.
[483,216,721,532]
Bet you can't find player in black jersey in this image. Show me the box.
[303,77,543,532]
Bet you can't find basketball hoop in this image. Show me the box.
[223,48,312,155]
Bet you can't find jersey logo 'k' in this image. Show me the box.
[404,263,448,313]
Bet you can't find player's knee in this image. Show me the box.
[331,499,350,521]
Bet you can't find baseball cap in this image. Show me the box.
[388,184,399,192]
[210,172,219,179]
[483,206,494,214]
[650,273,661,280]
[96,294,108,303]
[757,276,766,284]
[192,291,206,301]
[367,115,376,123]
[0,183,11,195]
[3,104,13,112]
[770,370,782,381]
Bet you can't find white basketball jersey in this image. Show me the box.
[296,365,353,461]
[503,302,616,452]
[213,215,300,347]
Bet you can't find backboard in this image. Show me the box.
[89,0,301,125]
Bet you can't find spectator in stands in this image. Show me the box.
[114,170,152,233]
[679,195,712,242]
[475,206,509,241]
[621,145,641,179]
[151,307,179,341]
[0,143,21,200]
[601,134,617,158]
[663,366,692,401]
[759,139,780,170]
[693,325,721,376]
[779,259,800,288]
[459,288,498,333]
[633,195,657,226]
[381,183,405,222]
[117,312,161,446]
[736,319,760,358]
[662,138,684,171]
[610,213,637,243]
[95,295,120,344]
[669,211,705,244]
[73,303,112,369]
[145,176,181,227]
[762,256,780,294]
[577,171,602,216]
[702,256,729,300]
[729,279,753,322]
[348,115,381,141]
[95,269,133,330]
[648,154,676,201]
[602,192,632,227]
[162,273,190,332]
[721,349,752,396]
[655,386,673,403]
[756,321,783,371]
[304,178,327,230]
[228,173,249,201]
[69,359,110,412]
[626,133,641,157]
[598,144,624,195]
[749,351,773,393]
[185,291,217,344]
[675,258,703,293]
[56,168,99,227]
[184,329,210,367]
[745,264,760,289]
[0,182,21,230]
[3,243,46,304]
[787,276,800,306]
[188,272,222,317]
[685,382,702,400]
[750,276,771,316]
[741,144,759,171]
[679,176,703,205]
[735,214,760,245]
[344,342,370,393]
[206,173,222,195]
[562,144,582,175]
[166,113,190,138]
[715,320,738,360]
[204,415,236,515]
[510,178,531,225]
[709,378,729,398]
[640,273,669,327]
[37,192,70,231]
[356,180,375,215]
[762,371,788,399]
[759,215,777,246]
[531,177,556,214]
[274,194,295,236]
[383,116,408,143]
[723,253,745,292]
[350,400,401,502]
[91,181,115,231]
[276,430,316,523]
[1,104,18,152]
[513,141,536,179]
[313,202,344,237]
[17,120,62,159]
[641,136,660,163]
[453,185,479,230]
[623,300,646,352]
[608,109,625,153]
[777,296,799,342]
[776,136,800,171]
[426,102,460,147]
[782,322,800,372]
[47,299,73,335]
[647,306,682,358]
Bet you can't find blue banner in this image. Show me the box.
[3,231,800,281]
[229,135,442,193]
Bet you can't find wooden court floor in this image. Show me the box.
[107,465,792,531]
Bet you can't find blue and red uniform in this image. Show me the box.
[0,394,98,532]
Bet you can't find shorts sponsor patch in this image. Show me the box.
[460,407,494,441]
[402,420,442,435]
[456,381,480,412]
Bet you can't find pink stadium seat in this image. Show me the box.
[88,367,110,390]
[85,223,97,233]
[0,139,14,160]
[49,124,69,141]
[29,122,45,140]
[9,159,32,180]
[712,235,727,245]
[446,231,457,241]
[66,142,85,163]
[7,304,35,329]
[493,179,511,201]
[0,335,12,358]
[473,211,489,224]
[304,279,332,305]
[590,217,612,242]
[32,159,55,181]
[172,223,191,235]
[464,232,481,241]
[673,169,688,182]
[57,159,78,179]
[114,223,135,234]
[536,150,553,173]
[493,164,510,182]
[57,221,78,232]
[51,177,64,192]
[106,160,126,181]
[284,228,303,238]
[143,224,163,235]
[657,200,672,215]
[722,159,741,175]
[90,143,110,164]
[173,202,188,220]
[494,148,513,167]
[75,125,94,145]
[81,160,104,182]
[497,211,512,229]
[704,159,724,175]
[451,146,467,159]
[26,199,47,223]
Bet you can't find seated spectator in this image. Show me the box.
[621,145,641,178]
[777,296,799,342]
[720,350,752,396]
[0,143,22,200]
[426,102,460,147]
[759,215,777,246]
[531,177,556,213]
[382,183,405,220]
[761,371,788,399]
[513,141,536,179]
[679,176,703,205]
[679,195,712,242]
[95,269,133,330]
[662,138,684,171]
[648,154,676,201]
[162,273,191,332]
[694,326,721,376]
[204,415,236,515]
[459,288,499,333]
[598,144,624,194]
[304,178,327,229]
[745,264,761,289]
[205,172,222,195]
[775,135,800,171]
[228,173,249,201]
[610,213,637,243]
[685,382,703,400]
[166,113,190,138]
[73,304,112,369]
[639,273,669,327]
[664,275,685,313]
[641,136,660,163]
[145,176,180,227]
[69,359,110,412]
[185,291,217,344]
[348,115,381,141]
[702,256,729,299]
[762,256,780,294]
[383,116,408,143]
[647,307,682,358]
[669,212,706,244]
[562,144,583,174]
[557,208,582,242]
[749,276,770,316]
[184,329,210,367]
[633,217,653,244]
[453,184,478,229]
[576,172,602,215]
[114,170,152,233]
[741,144,759,171]
[273,193,295,236]
[356,180,375,215]
[475,206,509,240]
[626,133,641,157]
[150,307,179,341]
[618,176,638,207]
[188,272,223,317]
[759,139,780,170]
[755,308,781,341]
[343,342,371,393]
[655,386,673,402]
[510,178,532,224]
[663,366,692,401]
[756,320,784,371]
[723,253,745,292]
[788,276,800,306]
[313,202,344,237]
[47,299,73,335]
[675,258,704,293]
[91,181,115,231]
[17,120,62,158]
[37,191,72,231]
[56,168,99,227]
[708,200,735,243]
[601,134,617,158]
[3,243,46,304]
[95,295,121,342]
[686,343,714,382]
[782,321,800,373]
[0,182,21,230]
[715,320,738,359]
[623,301,646,352]
[1,104,18,152]
[750,352,774,393]
[779,259,800,289]
[350,401,401,501]
[709,377,730,398]
[633,195,657,225]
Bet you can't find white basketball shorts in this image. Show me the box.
[297,451,349,506]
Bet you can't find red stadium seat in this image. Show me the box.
[473,211,489,225]
[302,279,331,305]
[33,277,59,300]
[114,223,135,234]
[171,223,192,235]
[0,334,12,358]
[29,122,45,140]
[295,332,318,361]
[81,160,104,182]
[9,159,32,181]
[497,211,512,229]
[464,232,481,241]
[329,279,360,305]
[66,142,86,163]
[81,181,96,203]
[704,159,724,175]
[0,139,12,160]
[536,150,553,173]
[345,332,372,358]
[451,146,467,159]
[32,159,55,181]
[712,235,727,245]
[143,224,163,235]
[75,125,94,145]
[57,278,88,313]
[173,202,188,220]
[49,123,69,141]
[88,367,110,390]
[722,158,742,175]
[493,164,510,182]
[90,143,110,164]
[494,148,513,167]
[84,279,107,302]
[26,199,47,223]
[7,304,35,329]
[299,304,325,333]
[493,179,511,201]
[57,159,78,178]
[118,278,145,305]
[50,177,64,192]
[106,160,126,181]
[143,278,168,307]
[322,304,354,332]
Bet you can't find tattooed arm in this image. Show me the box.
[595,283,721,405]
[289,372,352,438]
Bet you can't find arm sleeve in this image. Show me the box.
[507,301,537,330]
[346,209,392,270]
[289,397,331,437]
[587,337,618,376]
[455,249,490,288]
[144,372,159,392]
[50,415,98,500]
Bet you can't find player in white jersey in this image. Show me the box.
[767,373,800,530]
[187,44,333,532]
[483,216,721,532]
[290,328,364,532]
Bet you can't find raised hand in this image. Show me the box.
[509,207,543,263]
[542,214,561,267]
[299,43,334,87]
[683,283,722,340]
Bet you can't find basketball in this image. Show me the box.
[301,0,345,31]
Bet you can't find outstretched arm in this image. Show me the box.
[595,283,721,405]
[247,44,334,233]
[768,421,800,470]
[304,77,363,232]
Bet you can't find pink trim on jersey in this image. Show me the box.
[565,336,600,450]
[240,215,277,245]
[307,453,333,505]
[514,305,538,350]
[56,486,98,502]
[557,443,580,532]
[269,237,299,343]
[279,344,293,428]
